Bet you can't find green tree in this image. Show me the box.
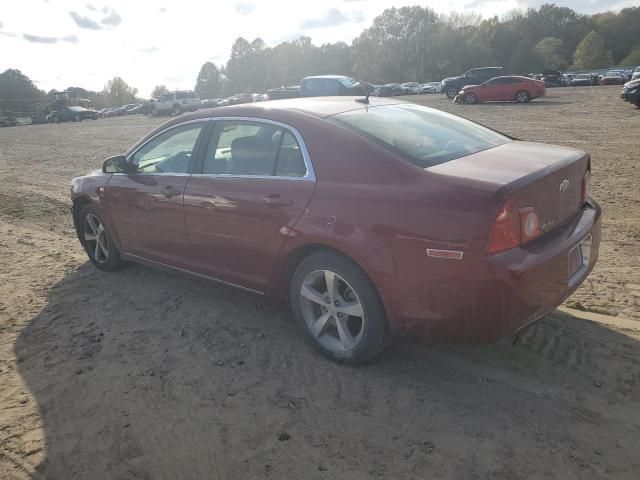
[572,31,613,70]
[535,37,567,70]
[151,85,168,98]
[620,47,640,67]
[195,62,222,99]
[0,69,45,112]
[102,77,138,106]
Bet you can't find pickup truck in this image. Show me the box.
[267,75,370,99]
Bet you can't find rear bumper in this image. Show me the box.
[393,200,602,343]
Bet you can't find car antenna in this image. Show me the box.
[355,91,371,104]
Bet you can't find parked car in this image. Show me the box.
[151,91,200,116]
[621,78,640,107]
[383,83,405,96]
[456,76,546,104]
[542,70,565,87]
[401,82,420,95]
[600,71,627,85]
[51,106,99,122]
[268,76,371,99]
[420,82,441,94]
[570,74,595,87]
[70,97,600,364]
[441,67,504,99]
[0,111,18,127]
[126,104,145,114]
[631,67,640,81]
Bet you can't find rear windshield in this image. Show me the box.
[333,104,511,168]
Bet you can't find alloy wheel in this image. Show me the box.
[299,269,366,354]
[516,91,529,103]
[83,213,109,264]
[464,93,477,104]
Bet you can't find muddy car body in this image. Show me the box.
[71,97,601,363]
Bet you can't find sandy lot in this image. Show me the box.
[0,86,639,479]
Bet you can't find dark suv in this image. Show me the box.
[441,67,504,99]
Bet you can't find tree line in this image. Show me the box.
[192,4,640,98]
[2,3,640,111]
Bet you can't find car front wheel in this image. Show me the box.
[515,90,530,103]
[463,93,478,104]
[78,205,123,271]
[173,104,182,115]
[290,251,388,364]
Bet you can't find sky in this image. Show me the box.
[0,0,636,97]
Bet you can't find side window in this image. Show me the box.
[130,123,204,174]
[202,121,307,178]
[176,92,186,100]
[276,131,306,177]
[466,70,478,79]
[203,121,280,176]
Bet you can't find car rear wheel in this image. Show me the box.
[78,205,123,271]
[290,251,388,364]
[173,104,182,115]
[515,90,530,103]
[446,87,458,99]
[463,93,478,104]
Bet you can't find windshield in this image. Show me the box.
[577,74,591,79]
[333,104,511,168]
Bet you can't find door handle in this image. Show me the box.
[161,185,181,198]
[262,194,292,207]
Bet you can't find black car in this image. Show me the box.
[570,74,595,87]
[52,106,99,123]
[542,70,565,88]
[441,67,504,99]
[621,78,640,107]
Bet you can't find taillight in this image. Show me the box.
[581,170,590,204]
[487,198,520,253]
[487,200,541,253]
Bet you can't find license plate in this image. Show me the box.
[568,234,592,280]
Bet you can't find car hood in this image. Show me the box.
[460,84,480,90]
[624,78,640,89]
[442,76,460,83]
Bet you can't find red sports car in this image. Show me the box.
[71,97,600,364]
[457,76,546,104]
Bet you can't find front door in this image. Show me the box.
[105,121,208,267]
[184,119,316,291]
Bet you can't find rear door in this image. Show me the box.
[105,121,208,268]
[183,119,316,291]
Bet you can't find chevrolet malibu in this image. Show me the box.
[71,97,601,364]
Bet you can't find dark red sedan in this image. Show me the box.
[71,97,601,364]
[457,76,546,104]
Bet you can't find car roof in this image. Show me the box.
[179,96,406,121]
[302,75,353,81]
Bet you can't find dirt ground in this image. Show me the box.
[0,86,638,479]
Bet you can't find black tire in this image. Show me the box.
[463,93,478,104]
[445,86,458,99]
[78,204,123,271]
[515,90,530,103]
[173,104,182,115]
[290,251,388,364]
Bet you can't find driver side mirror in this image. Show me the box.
[102,155,128,173]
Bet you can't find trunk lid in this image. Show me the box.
[428,141,589,237]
